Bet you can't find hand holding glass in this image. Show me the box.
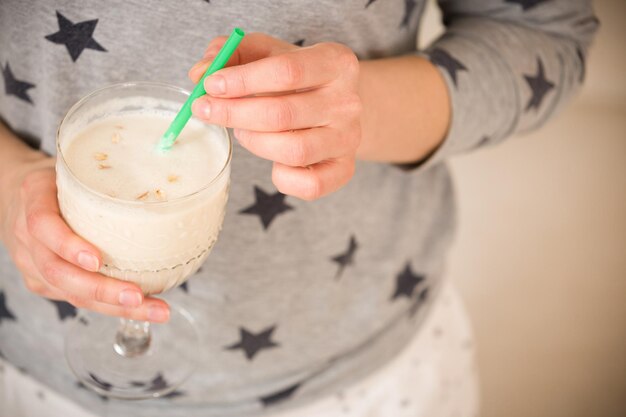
[56,82,232,399]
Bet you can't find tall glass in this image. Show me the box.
[55,82,232,399]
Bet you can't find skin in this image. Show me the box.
[0,33,450,321]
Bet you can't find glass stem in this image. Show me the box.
[114,319,151,358]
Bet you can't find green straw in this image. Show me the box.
[159,28,245,150]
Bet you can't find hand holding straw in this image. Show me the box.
[159,28,245,150]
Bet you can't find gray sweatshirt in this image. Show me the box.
[0,0,597,416]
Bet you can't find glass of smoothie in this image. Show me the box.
[55,82,231,399]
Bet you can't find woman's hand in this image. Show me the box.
[189,33,362,201]
[0,157,170,322]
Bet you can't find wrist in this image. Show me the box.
[0,149,48,187]
[0,152,52,232]
[356,55,450,163]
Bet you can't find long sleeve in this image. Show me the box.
[421,0,599,163]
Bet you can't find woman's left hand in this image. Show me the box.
[189,33,362,201]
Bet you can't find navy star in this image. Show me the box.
[130,373,170,391]
[391,263,425,301]
[294,39,305,47]
[400,0,419,28]
[429,48,467,87]
[524,58,555,111]
[331,235,358,279]
[409,287,429,318]
[2,63,35,104]
[260,383,301,406]
[162,389,185,399]
[45,11,107,62]
[0,291,16,324]
[149,374,167,391]
[365,0,378,8]
[574,16,600,28]
[225,325,279,361]
[395,158,426,171]
[239,186,293,230]
[505,0,549,11]
[48,300,77,321]
[475,136,491,148]
[88,372,113,391]
[179,282,189,293]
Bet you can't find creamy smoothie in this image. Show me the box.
[56,100,230,295]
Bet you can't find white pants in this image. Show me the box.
[0,282,479,417]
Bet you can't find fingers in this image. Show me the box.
[235,127,357,167]
[71,296,170,323]
[28,238,144,308]
[13,241,65,300]
[26,238,168,321]
[203,43,350,98]
[17,242,168,322]
[23,275,66,300]
[191,89,358,131]
[14,167,169,322]
[21,172,102,272]
[189,36,239,83]
[187,34,362,201]
[189,32,295,83]
[191,91,327,131]
[272,157,356,201]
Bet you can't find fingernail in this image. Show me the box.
[77,251,99,272]
[148,306,170,322]
[205,75,226,95]
[119,290,142,307]
[192,99,211,119]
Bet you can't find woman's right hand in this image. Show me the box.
[0,156,170,322]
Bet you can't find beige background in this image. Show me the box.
[420,1,626,416]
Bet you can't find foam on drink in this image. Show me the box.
[64,114,226,202]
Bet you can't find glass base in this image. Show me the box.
[65,303,200,400]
